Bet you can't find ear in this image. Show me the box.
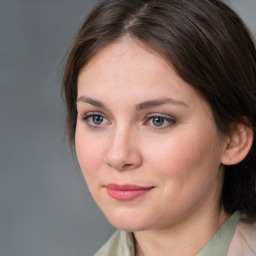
[221,122,254,165]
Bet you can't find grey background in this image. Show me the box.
[0,1,255,256]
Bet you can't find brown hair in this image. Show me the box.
[62,0,256,220]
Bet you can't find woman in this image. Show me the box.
[62,0,256,255]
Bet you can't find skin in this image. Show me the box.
[75,38,231,256]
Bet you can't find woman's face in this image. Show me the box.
[76,39,227,231]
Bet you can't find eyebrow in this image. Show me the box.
[135,98,188,110]
[77,96,107,109]
[76,96,188,110]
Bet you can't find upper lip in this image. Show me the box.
[105,183,154,191]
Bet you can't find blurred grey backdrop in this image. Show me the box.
[0,1,255,256]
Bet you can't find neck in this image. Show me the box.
[134,205,230,256]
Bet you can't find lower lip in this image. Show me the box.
[106,188,152,201]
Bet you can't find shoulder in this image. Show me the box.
[94,230,135,256]
[228,220,256,256]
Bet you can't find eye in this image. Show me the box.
[80,112,110,128]
[90,115,105,125]
[146,114,176,128]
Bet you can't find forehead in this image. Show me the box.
[79,37,169,81]
[77,38,207,111]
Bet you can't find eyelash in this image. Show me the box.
[79,112,110,128]
[79,112,176,129]
[144,114,176,128]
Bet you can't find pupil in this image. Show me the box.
[93,115,103,124]
[153,117,164,126]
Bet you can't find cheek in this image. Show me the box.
[143,131,223,216]
[75,127,104,181]
[145,127,222,181]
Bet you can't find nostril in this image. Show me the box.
[115,163,135,171]
[106,162,134,171]
[123,164,133,169]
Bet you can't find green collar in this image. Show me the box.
[95,211,240,256]
[197,211,240,256]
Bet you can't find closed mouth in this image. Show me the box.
[105,183,154,200]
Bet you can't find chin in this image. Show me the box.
[109,219,148,232]
[102,207,152,232]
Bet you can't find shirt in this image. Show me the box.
[94,211,256,256]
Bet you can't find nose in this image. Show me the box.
[105,127,142,171]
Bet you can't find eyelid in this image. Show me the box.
[79,111,104,120]
[146,113,175,119]
[146,113,176,121]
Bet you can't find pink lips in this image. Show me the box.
[106,184,153,201]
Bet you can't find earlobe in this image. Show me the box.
[221,123,254,165]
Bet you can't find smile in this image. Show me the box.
[105,184,154,201]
